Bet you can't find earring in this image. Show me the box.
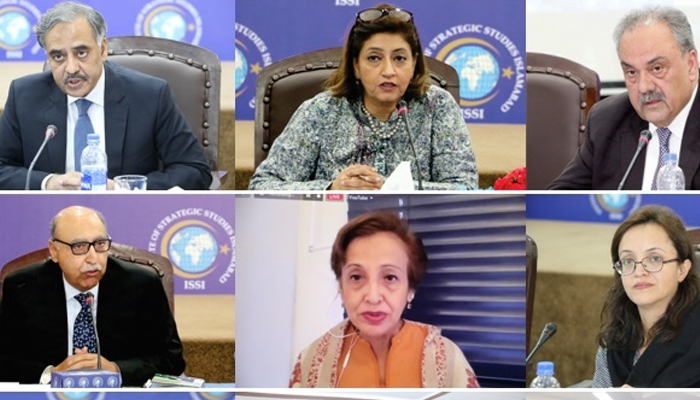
[407,301,412,310]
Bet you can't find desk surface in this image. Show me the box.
[235,120,526,182]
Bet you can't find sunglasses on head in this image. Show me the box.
[355,8,413,24]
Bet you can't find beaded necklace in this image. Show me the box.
[360,102,401,140]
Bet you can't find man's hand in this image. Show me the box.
[330,164,384,190]
[53,347,119,372]
[46,172,82,190]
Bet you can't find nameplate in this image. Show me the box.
[51,370,121,388]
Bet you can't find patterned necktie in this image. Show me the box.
[651,127,672,190]
[74,99,95,171]
[73,292,97,353]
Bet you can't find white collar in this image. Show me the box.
[66,65,106,107]
[62,274,100,304]
[649,82,698,136]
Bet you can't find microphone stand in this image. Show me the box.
[398,100,423,190]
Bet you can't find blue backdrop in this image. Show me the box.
[235,0,526,123]
[0,0,234,61]
[527,194,700,225]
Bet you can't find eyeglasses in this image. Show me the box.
[613,256,680,276]
[53,237,112,255]
[356,8,413,24]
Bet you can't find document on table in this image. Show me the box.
[381,161,415,191]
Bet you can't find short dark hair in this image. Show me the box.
[325,3,429,102]
[598,205,699,350]
[331,211,427,290]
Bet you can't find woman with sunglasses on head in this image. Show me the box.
[289,212,479,388]
[249,4,478,190]
[592,205,700,388]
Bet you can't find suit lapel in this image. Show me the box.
[680,92,700,188]
[619,113,647,189]
[103,62,127,175]
[41,262,69,358]
[96,257,120,342]
[44,85,68,173]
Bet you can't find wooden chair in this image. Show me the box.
[44,35,226,189]
[526,234,538,352]
[526,52,601,189]
[254,47,461,169]
[0,243,174,312]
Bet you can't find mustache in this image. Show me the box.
[639,91,665,105]
[80,263,103,273]
[63,73,89,84]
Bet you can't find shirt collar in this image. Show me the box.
[649,83,698,137]
[62,274,100,304]
[66,65,106,107]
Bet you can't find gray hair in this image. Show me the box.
[36,1,107,49]
[50,207,108,238]
[613,6,695,54]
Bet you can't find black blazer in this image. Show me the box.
[0,61,212,190]
[0,256,185,386]
[548,91,700,189]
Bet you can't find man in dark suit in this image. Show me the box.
[548,6,700,190]
[0,1,212,190]
[0,206,185,386]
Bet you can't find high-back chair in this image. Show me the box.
[0,243,174,312]
[526,235,538,352]
[688,228,700,267]
[44,36,225,189]
[253,47,461,169]
[526,53,601,189]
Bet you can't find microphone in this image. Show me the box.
[85,292,102,370]
[51,292,121,388]
[526,322,558,364]
[397,100,423,190]
[25,124,57,191]
[617,130,653,190]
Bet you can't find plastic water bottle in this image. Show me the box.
[80,133,108,191]
[656,153,685,190]
[530,361,561,388]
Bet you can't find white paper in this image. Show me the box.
[381,161,415,191]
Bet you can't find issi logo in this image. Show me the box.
[590,194,642,221]
[149,207,235,292]
[425,23,524,122]
[235,22,272,110]
[0,0,42,59]
[135,0,203,45]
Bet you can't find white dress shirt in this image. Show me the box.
[63,277,100,357]
[641,84,698,190]
[39,278,100,384]
[41,68,107,189]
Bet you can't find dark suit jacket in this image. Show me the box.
[0,256,185,386]
[548,92,700,189]
[0,61,212,190]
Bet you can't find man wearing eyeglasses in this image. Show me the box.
[0,206,185,386]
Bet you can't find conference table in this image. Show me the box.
[234,121,526,190]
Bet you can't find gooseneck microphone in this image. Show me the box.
[397,100,423,190]
[25,124,57,190]
[85,292,102,370]
[526,322,558,364]
[617,130,653,190]
[51,291,121,387]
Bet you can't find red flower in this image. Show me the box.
[494,167,527,190]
